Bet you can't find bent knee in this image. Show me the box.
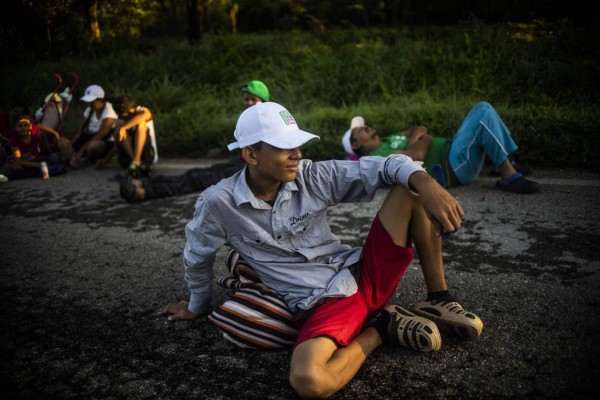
[289,369,333,399]
[388,184,420,203]
[474,101,491,110]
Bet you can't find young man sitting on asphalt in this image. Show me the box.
[159,102,483,398]
[341,102,540,194]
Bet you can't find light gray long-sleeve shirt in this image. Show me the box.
[183,155,425,315]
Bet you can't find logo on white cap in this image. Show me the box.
[80,84,105,102]
[227,102,319,151]
[279,110,297,126]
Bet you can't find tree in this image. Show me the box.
[226,0,238,34]
[85,0,100,39]
[183,0,204,45]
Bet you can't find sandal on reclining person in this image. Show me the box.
[489,160,533,177]
[496,172,540,194]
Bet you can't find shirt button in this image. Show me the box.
[277,235,281,239]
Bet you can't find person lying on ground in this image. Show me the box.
[116,80,271,202]
[341,102,540,194]
[69,84,117,169]
[159,102,483,398]
[97,95,157,177]
[0,114,66,181]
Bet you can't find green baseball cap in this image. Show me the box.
[242,80,270,102]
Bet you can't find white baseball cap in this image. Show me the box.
[341,116,365,156]
[228,102,319,151]
[80,84,105,102]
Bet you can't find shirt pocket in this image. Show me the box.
[289,213,331,249]
[230,230,277,262]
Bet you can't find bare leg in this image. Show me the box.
[120,136,134,161]
[132,122,148,165]
[497,158,518,180]
[290,329,382,398]
[115,121,135,162]
[84,140,107,162]
[289,185,447,398]
[378,185,447,292]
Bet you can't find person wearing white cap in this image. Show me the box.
[341,102,540,194]
[159,102,483,397]
[69,84,118,168]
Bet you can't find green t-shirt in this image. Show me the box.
[369,135,410,156]
[368,134,452,187]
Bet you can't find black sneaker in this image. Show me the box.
[139,163,152,177]
[127,162,142,178]
[383,305,441,353]
[496,173,540,194]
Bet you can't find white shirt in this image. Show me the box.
[83,102,118,135]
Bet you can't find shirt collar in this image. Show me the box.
[233,166,300,208]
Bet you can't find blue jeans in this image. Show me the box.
[448,102,518,185]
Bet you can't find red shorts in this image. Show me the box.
[295,215,413,347]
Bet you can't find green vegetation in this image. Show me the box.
[1,20,598,167]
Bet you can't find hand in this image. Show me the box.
[157,300,199,321]
[410,172,464,234]
[117,127,127,142]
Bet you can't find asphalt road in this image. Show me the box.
[1,159,599,400]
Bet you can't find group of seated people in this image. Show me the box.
[0,84,158,183]
[1,79,540,197]
[115,80,539,203]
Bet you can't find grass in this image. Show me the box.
[1,20,598,167]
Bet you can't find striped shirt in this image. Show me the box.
[183,155,425,315]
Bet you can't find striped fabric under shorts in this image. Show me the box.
[208,249,298,349]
